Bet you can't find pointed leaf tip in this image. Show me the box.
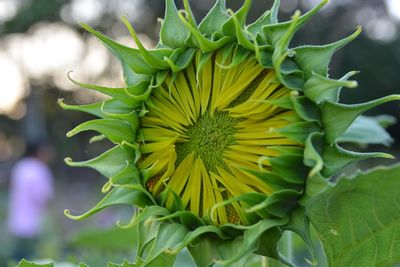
[81,22,156,74]
[66,130,74,138]
[177,10,231,52]
[294,27,362,79]
[322,94,400,144]
[382,153,395,159]
[304,71,359,104]
[121,15,170,69]
[57,98,64,106]
[198,0,229,37]
[182,0,197,27]
[322,143,396,177]
[160,0,190,48]
[221,0,252,37]
[271,0,281,23]
[64,209,72,216]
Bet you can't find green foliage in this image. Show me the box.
[307,164,400,267]
[70,226,137,251]
[1,0,66,34]
[338,115,396,146]
[16,260,53,267]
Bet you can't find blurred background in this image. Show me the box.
[0,0,399,266]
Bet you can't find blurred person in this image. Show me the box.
[7,141,54,261]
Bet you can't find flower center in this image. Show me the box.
[175,112,238,172]
[137,49,300,226]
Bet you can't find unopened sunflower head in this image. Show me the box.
[61,0,399,265]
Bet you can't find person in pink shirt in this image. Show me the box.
[7,142,54,260]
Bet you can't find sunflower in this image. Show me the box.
[61,0,399,265]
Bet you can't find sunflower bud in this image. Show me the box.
[61,0,399,265]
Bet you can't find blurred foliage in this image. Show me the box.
[69,226,137,251]
[0,0,70,34]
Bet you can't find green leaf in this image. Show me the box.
[17,260,53,267]
[247,0,280,36]
[81,23,155,74]
[269,1,330,90]
[67,73,148,107]
[108,260,138,267]
[270,155,309,184]
[307,164,400,267]
[278,121,321,143]
[188,238,218,267]
[227,5,255,50]
[338,115,395,146]
[221,0,252,37]
[198,0,229,37]
[321,142,393,178]
[303,132,324,177]
[121,15,172,70]
[300,173,330,207]
[164,47,197,72]
[242,170,302,192]
[67,119,136,144]
[223,44,251,68]
[135,220,160,260]
[293,26,361,79]
[58,98,105,118]
[189,240,281,267]
[264,0,328,47]
[160,0,190,49]
[291,95,321,123]
[262,189,302,218]
[373,114,398,128]
[177,9,232,52]
[321,94,400,144]
[64,187,152,220]
[143,223,189,267]
[64,145,135,178]
[256,46,274,68]
[282,207,317,265]
[304,71,358,104]
[58,98,135,118]
[217,218,288,265]
[122,62,152,86]
[110,163,141,186]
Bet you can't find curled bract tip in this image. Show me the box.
[64,209,83,220]
[380,153,395,159]
[292,10,301,19]
[102,181,112,193]
[63,209,73,218]
[66,130,74,138]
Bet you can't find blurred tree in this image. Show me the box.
[1,0,70,34]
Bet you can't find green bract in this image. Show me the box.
[61,0,399,266]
